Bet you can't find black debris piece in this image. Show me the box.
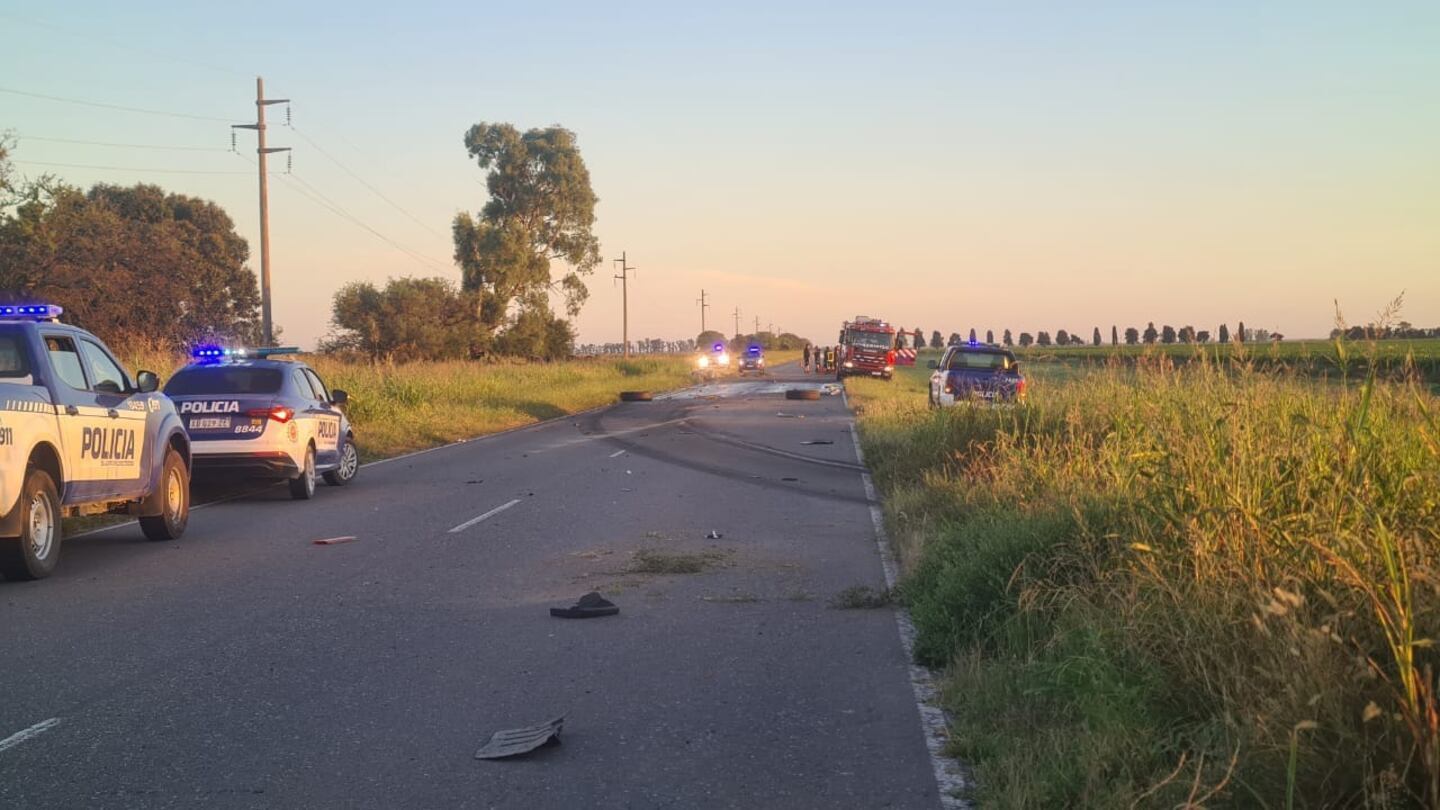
[466,479,483,485]
[781,477,800,482]
[801,440,834,445]
[474,716,565,759]
[550,592,619,619]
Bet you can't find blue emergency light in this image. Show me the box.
[0,304,64,321]
[713,342,725,352]
[747,345,761,354]
[192,345,301,362]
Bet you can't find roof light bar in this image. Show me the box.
[192,345,301,361]
[0,304,64,321]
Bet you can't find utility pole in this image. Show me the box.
[613,252,634,358]
[732,306,741,339]
[696,289,710,334]
[232,77,290,346]
[754,316,761,335]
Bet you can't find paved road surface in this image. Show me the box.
[0,364,946,809]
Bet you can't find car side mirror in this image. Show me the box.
[330,388,348,406]
[926,360,938,369]
[135,370,160,394]
[95,380,123,394]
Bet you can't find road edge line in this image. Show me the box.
[849,420,970,808]
[0,718,61,754]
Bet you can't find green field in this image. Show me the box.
[848,351,1440,807]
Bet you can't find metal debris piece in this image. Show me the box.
[550,592,619,619]
[466,479,483,485]
[705,530,723,539]
[781,477,800,482]
[474,716,565,759]
[312,536,357,546]
[775,412,805,419]
[801,440,834,445]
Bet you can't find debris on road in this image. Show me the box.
[619,391,654,402]
[781,477,800,482]
[705,530,723,539]
[801,440,834,446]
[466,479,483,485]
[312,536,357,546]
[820,383,843,396]
[775,412,805,419]
[550,592,620,619]
[474,716,566,759]
[785,388,821,401]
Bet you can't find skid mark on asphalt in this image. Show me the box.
[0,717,61,754]
[447,499,523,533]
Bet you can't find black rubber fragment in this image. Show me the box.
[619,391,653,402]
[550,592,620,619]
[785,389,820,401]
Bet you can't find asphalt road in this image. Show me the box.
[0,363,946,809]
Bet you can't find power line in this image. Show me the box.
[0,86,232,123]
[14,134,229,152]
[0,12,248,78]
[14,160,249,175]
[286,124,447,238]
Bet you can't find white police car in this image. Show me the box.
[164,346,357,499]
[0,305,191,580]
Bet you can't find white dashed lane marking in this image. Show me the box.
[609,449,626,458]
[0,718,61,754]
[447,499,523,534]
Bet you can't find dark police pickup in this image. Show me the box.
[927,343,1027,407]
[0,305,190,581]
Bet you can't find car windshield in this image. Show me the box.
[846,331,893,349]
[947,351,1014,371]
[164,366,284,395]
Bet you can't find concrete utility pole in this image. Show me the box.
[754,316,760,335]
[232,77,290,346]
[613,252,635,358]
[732,306,741,338]
[696,289,710,334]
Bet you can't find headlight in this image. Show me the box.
[843,361,855,368]
[698,356,710,368]
[757,358,764,365]
[884,365,894,371]
[718,353,730,365]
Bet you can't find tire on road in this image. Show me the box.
[619,391,654,402]
[0,468,62,581]
[289,444,317,500]
[324,436,360,486]
[140,448,190,541]
[785,388,821,401]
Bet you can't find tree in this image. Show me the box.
[0,182,262,349]
[1037,331,1052,346]
[696,329,726,349]
[1179,325,1195,343]
[1111,325,1118,346]
[452,123,600,354]
[894,331,908,349]
[1143,322,1158,344]
[1125,327,1140,345]
[1093,327,1103,346]
[1218,323,1230,344]
[1002,329,1013,346]
[1196,330,1211,343]
[1018,332,1034,347]
[985,329,994,344]
[968,327,977,344]
[326,277,480,361]
[948,332,963,346]
[930,330,943,349]
[912,328,923,348]
[1055,329,1070,345]
[1237,321,1246,343]
[1161,325,1177,344]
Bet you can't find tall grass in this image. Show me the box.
[849,353,1440,806]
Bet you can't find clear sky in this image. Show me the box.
[3,1,1437,348]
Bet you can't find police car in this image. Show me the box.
[0,305,191,580]
[694,342,731,380]
[927,342,1027,407]
[164,346,357,499]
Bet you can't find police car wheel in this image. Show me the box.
[0,469,62,581]
[289,445,317,500]
[140,449,190,542]
[324,438,359,486]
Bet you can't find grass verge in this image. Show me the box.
[847,349,1440,807]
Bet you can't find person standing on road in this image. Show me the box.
[803,344,812,373]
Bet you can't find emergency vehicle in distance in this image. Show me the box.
[694,341,731,380]
[0,305,191,581]
[927,341,1027,406]
[837,316,898,380]
[164,346,358,500]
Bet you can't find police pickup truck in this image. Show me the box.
[927,342,1027,407]
[0,305,191,581]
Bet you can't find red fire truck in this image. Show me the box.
[837,316,897,380]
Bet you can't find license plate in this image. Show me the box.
[981,391,995,399]
[189,417,232,430]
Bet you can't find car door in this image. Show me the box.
[301,368,342,466]
[40,333,119,502]
[77,338,149,497]
[930,348,950,401]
